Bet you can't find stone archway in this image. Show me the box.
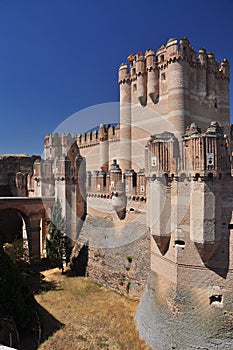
[0,197,55,258]
[0,208,30,260]
[0,208,25,243]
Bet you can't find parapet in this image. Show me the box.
[76,123,120,148]
[118,37,230,107]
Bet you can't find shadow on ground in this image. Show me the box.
[0,255,64,350]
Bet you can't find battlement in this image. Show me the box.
[77,123,120,148]
[44,124,120,161]
[119,37,229,84]
[118,37,230,121]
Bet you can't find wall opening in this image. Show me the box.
[175,239,185,247]
[209,294,222,305]
[0,208,29,261]
[161,72,166,81]
[0,208,23,244]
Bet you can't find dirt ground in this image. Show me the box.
[36,268,151,350]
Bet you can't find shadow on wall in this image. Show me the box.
[0,248,64,350]
[69,243,89,277]
[203,230,230,279]
[202,186,232,279]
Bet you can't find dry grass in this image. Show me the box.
[36,268,151,350]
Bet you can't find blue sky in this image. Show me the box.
[0,0,232,155]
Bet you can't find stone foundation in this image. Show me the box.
[70,198,150,298]
[135,271,233,350]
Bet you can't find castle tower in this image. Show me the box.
[119,37,230,172]
[118,63,131,171]
[109,159,122,192]
[55,142,86,241]
[99,123,109,172]
[136,119,233,349]
[145,49,159,103]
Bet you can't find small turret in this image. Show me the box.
[125,169,136,194]
[145,49,159,103]
[67,142,80,167]
[110,159,123,192]
[119,63,131,171]
[198,48,207,65]
[136,53,146,106]
[220,58,230,79]
[206,52,218,98]
[99,124,109,172]
[179,37,190,57]
[197,48,207,98]
[99,123,107,141]
[118,63,129,83]
[166,37,178,57]
[96,168,106,192]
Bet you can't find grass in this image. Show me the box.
[36,268,151,350]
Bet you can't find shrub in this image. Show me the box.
[126,256,132,263]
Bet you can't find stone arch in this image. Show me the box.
[0,197,54,258]
[0,207,29,242]
[0,208,30,260]
[0,207,42,259]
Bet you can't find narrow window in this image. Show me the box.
[175,240,185,247]
[161,73,166,81]
[209,295,222,305]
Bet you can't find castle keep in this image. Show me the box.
[0,37,233,348]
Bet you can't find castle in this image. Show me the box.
[1,36,233,349]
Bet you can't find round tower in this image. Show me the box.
[99,123,109,172]
[219,58,230,140]
[145,49,158,103]
[206,52,217,98]
[197,48,207,98]
[166,38,191,140]
[119,63,131,171]
[136,53,146,106]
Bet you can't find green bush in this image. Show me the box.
[126,256,132,263]
[0,245,38,333]
[126,281,131,294]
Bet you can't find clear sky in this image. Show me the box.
[0,0,232,155]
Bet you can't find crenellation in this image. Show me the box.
[2,36,233,349]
